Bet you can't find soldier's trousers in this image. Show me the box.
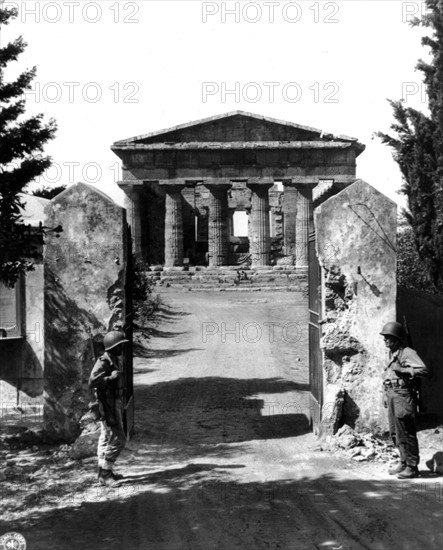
[386,388,419,467]
[97,400,126,470]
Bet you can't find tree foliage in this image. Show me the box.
[378,0,443,292]
[397,216,438,293]
[132,256,159,326]
[32,185,67,200]
[0,6,57,287]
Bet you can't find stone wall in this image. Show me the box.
[315,180,397,433]
[43,182,127,441]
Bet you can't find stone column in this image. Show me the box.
[247,183,273,267]
[123,185,144,259]
[295,186,313,268]
[164,185,184,267]
[282,182,297,264]
[206,183,231,267]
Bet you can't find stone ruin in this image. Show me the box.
[111,111,364,276]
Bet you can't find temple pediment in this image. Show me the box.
[113,111,361,148]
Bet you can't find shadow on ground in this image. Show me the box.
[6,470,442,550]
[132,376,311,448]
[132,343,203,359]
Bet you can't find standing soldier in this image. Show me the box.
[89,330,128,486]
[380,322,428,478]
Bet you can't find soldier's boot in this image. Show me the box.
[397,465,419,479]
[388,462,406,475]
[98,468,121,487]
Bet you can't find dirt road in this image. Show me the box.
[3,289,443,550]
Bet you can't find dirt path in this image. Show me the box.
[2,289,443,550]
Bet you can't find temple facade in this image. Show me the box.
[111,111,365,269]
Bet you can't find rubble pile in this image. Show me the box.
[318,424,399,464]
[317,423,443,471]
[0,426,97,479]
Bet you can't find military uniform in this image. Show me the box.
[89,351,126,472]
[383,346,427,470]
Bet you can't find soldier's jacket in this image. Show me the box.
[89,352,124,424]
[383,346,428,385]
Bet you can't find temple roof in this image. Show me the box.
[112,111,365,156]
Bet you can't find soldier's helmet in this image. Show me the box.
[380,321,406,341]
[103,331,129,351]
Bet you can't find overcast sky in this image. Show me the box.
[0,0,432,210]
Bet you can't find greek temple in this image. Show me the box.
[111,111,365,268]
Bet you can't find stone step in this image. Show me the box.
[156,270,306,278]
[146,266,306,274]
[150,265,308,291]
[160,285,306,292]
[158,280,307,290]
[158,276,305,285]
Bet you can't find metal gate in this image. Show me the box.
[123,223,134,438]
[308,231,322,431]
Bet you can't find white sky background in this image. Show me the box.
[0,0,433,211]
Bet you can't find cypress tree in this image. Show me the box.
[0,5,57,287]
[378,0,443,291]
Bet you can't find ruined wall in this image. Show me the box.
[44,182,127,441]
[397,286,443,419]
[315,180,397,433]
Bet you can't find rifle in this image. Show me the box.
[403,316,424,413]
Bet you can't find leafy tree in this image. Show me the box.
[377,0,443,292]
[0,5,57,287]
[131,256,158,326]
[32,184,67,200]
[397,215,438,293]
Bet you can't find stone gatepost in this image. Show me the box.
[315,179,396,434]
[43,182,128,441]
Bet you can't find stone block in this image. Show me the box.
[334,424,362,449]
[70,423,101,459]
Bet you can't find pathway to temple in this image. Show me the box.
[8,288,443,550]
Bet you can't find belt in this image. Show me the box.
[383,379,407,388]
